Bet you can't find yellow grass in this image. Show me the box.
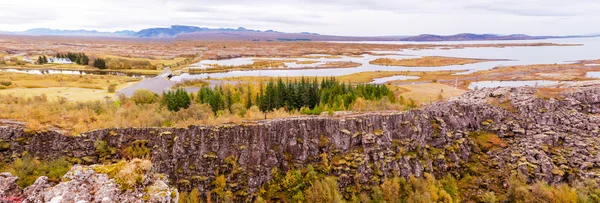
[295,60,320,64]
[215,71,460,84]
[397,83,467,104]
[370,56,493,67]
[0,87,117,102]
[0,72,139,90]
[320,61,362,68]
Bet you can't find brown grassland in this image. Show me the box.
[369,56,496,67]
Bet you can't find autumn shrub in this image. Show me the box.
[2,156,71,188]
[131,89,159,105]
[107,84,118,93]
[121,140,151,159]
[304,177,343,203]
[0,80,11,86]
[94,159,151,191]
[470,131,507,152]
[95,140,117,163]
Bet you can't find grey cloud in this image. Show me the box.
[0,0,599,36]
[467,5,578,17]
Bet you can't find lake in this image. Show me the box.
[174,37,600,81]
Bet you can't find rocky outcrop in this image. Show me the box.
[1,83,600,201]
[0,173,21,200]
[3,165,178,203]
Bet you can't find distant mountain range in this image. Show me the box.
[2,25,599,42]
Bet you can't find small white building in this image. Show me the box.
[48,58,73,64]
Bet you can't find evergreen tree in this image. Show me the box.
[37,56,44,64]
[162,89,191,112]
[245,86,253,109]
[42,56,48,64]
[93,58,106,69]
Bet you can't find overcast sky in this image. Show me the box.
[1,0,599,36]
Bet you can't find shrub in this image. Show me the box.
[93,58,107,69]
[95,140,117,163]
[470,132,507,152]
[304,177,343,203]
[131,89,158,105]
[121,140,151,159]
[2,156,71,188]
[0,80,11,86]
[107,84,118,93]
[94,159,151,191]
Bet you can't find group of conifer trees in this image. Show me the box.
[55,52,89,65]
[37,56,48,64]
[193,77,394,114]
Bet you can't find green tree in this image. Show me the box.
[93,58,107,69]
[162,89,191,112]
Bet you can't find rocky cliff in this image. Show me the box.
[1,83,600,201]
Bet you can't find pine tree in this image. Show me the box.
[245,86,253,109]
[37,56,44,64]
[163,89,191,112]
[42,56,48,63]
[93,58,106,69]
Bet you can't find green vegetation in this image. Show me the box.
[93,58,107,69]
[131,89,159,105]
[94,140,117,163]
[162,89,192,112]
[94,159,151,191]
[1,156,71,188]
[37,56,48,64]
[196,77,395,115]
[56,52,90,65]
[121,140,151,159]
[469,131,507,152]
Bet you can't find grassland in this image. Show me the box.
[0,72,139,101]
[0,72,139,90]
[369,56,495,67]
[398,83,467,103]
[0,87,118,102]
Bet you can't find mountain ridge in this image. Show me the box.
[2,25,598,41]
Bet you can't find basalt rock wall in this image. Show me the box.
[2,84,600,200]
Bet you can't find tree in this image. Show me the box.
[93,58,107,69]
[245,86,253,109]
[162,89,191,112]
[304,177,343,203]
[42,56,48,64]
[37,56,45,64]
[131,89,158,105]
[107,84,117,93]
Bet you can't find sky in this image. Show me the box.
[1,0,599,36]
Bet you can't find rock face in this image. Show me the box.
[4,165,178,202]
[1,83,600,201]
[0,173,21,199]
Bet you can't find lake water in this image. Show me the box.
[370,76,420,84]
[4,37,600,89]
[468,80,564,90]
[587,72,600,79]
[175,37,600,81]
